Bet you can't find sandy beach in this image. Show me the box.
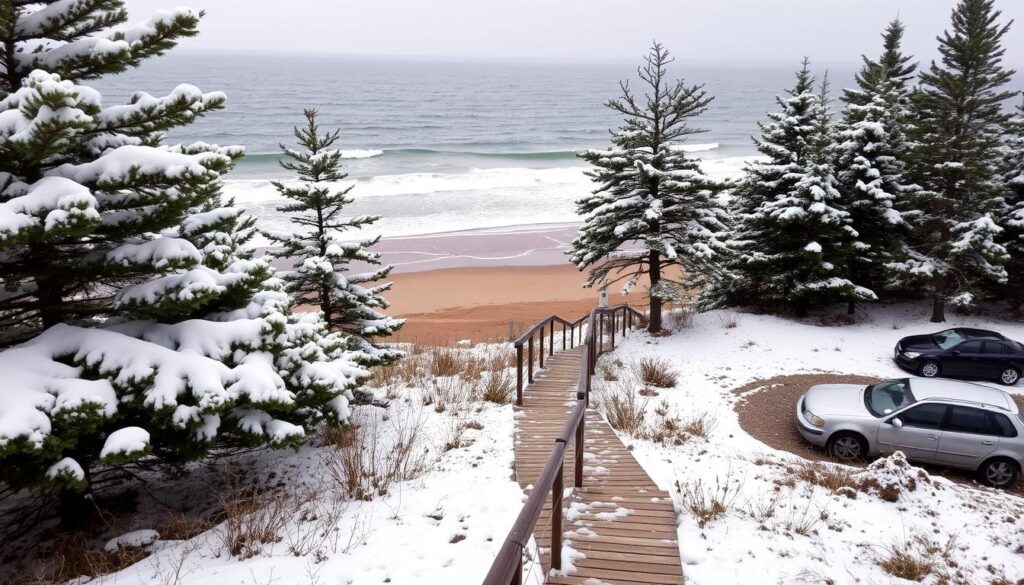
[383,263,648,345]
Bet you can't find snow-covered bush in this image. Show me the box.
[0,2,366,516]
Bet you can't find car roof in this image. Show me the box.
[907,378,1016,412]
[952,327,1003,340]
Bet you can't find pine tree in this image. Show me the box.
[890,0,1017,322]
[835,19,918,305]
[265,110,403,365]
[569,42,729,333]
[716,62,872,316]
[0,4,366,524]
[1000,100,1024,311]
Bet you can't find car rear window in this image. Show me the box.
[992,413,1018,438]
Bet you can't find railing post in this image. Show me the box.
[622,308,628,336]
[575,397,585,487]
[513,558,522,585]
[551,465,564,572]
[610,312,616,349]
[528,336,534,384]
[562,323,567,350]
[516,345,524,406]
[549,322,555,357]
[539,326,545,369]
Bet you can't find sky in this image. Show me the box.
[127,0,1024,66]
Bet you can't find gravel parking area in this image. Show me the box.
[734,373,1024,497]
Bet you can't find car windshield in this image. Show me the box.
[932,329,964,350]
[864,380,915,417]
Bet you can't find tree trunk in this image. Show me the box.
[58,488,90,530]
[930,274,946,323]
[847,301,856,316]
[931,296,945,323]
[648,250,662,333]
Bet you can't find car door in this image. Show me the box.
[876,403,948,463]
[981,341,1013,379]
[944,340,984,376]
[934,405,1001,468]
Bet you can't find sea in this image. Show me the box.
[92,51,861,239]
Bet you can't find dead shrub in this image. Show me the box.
[323,411,430,502]
[870,533,958,582]
[18,535,147,584]
[479,370,513,404]
[429,347,465,378]
[600,363,619,382]
[717,312,739,329]
[675,472,742,529]
[666,306,694,330]
[792,462,858,497]
[635,357,678,388]
[160,512,214,541]
[219,471,292,559]
[680,411,717,439]
[603,387,648,437]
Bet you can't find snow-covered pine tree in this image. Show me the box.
[265,110,403,365]
[569,42,729,333]
[891,0,1016,322]
[835,19,918,306]
[0,3,366,524]
[715,62,871,316]
[1000,100,1024,311]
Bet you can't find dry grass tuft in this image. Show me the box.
[479,370,514,404]
[675,471,743,529]
[635,357,678,388]
[791,462,859,498]
[17,536,148,584]
[603,386,649,437]
[322,413,430,502]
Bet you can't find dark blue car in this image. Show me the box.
[894,328,1024,386]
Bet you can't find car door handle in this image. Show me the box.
[981,440,995,446]
[926,435,938,441]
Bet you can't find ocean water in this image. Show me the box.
[92,52,858,238]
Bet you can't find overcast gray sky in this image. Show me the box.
[128,0,1024,66]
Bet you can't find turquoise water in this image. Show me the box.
[92,52,859,237]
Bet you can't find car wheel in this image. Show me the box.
[827,433,867,462]
[979,458,1019,488]
[918,360,940,378]
[998,367,1020,386]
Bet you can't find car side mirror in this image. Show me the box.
[891,418,904,429]
[951,350,961,356]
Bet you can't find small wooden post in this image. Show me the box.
[551,466,564,571]
[610,312,616,349]
[562,323,567,350]
[528,337,534,384]
[622,309,627,336]
[508,320,514,342]
[549,322,555,357]
[539,326,545,369]
[516,345,524,406]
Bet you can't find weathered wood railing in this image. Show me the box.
[484,304,647,585]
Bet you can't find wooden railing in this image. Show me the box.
[484,304,647,585]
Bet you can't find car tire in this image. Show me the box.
[997,367,1020,386]
[918,360,941,378]
[827,432,867,463]
[979,457,1020,488]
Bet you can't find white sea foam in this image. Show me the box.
[233,156,765,240]
[340,149,384,159]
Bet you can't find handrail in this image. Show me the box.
[483,303,646,585]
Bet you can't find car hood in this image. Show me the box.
[802,384,872,417]
[898,334,939,352]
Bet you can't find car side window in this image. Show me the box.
[991,413,1018,438]
[956,340,984,353]
[898,403,947,429]
[982,341,1011,354]
[944,406,994,435]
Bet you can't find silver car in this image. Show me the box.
[795,378,1024,487]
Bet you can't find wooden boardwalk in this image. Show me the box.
[514,346,684,585]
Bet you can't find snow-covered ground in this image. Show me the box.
[597,304,1024,585]
[10,345,526,585]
